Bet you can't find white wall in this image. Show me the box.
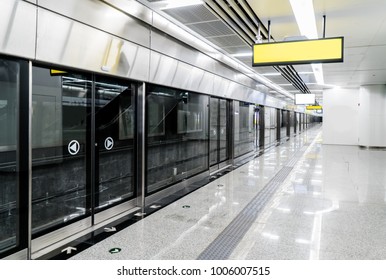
[323,88,359,145]
[359,85,386,147]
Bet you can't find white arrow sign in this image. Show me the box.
[61,246,77,255]
[68,140,80,155]
[104,227,117,232]
[104,137,114,150]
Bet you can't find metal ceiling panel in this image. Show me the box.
[207,34,247,48]
[162,4,218,24]
[222,46,251,54]
[188,20,235,37]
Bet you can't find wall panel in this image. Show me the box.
[323,88,359,145]
[0,0,36,59]
[36,8,150,81]
[38,0,151,48]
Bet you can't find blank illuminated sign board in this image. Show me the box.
[253,37,344,66]
[306,105,323,110]
[295,94,315,105]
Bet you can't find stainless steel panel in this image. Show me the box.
[33,2,294,109]
[31,217,91,259]
[38,0,151,47]
[149,50,283,107]
[213,76,231,97]
[152,12,251,83]
[149,52,178,86]
[199,71,216,94]
[94,200,137,224]
[3,249,27,260]
[101,0,153,25]
[136,83,146,212]
[36,9,150,81]
[265,95,287,109]
[150,51,214,94]
[108,0,294,107]
[151,27,261,91]
[151,28,216,73]
[27,61,32,260]
[0,0,36,59]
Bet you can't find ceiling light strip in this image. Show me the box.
[288,65,311,93]
[276,66,309,93]
[289,0,324,86]
[276,66,308,93]
[226,0,258,36]
[210,0,255,41]
[237,0,269,40]
[204,0,254,45]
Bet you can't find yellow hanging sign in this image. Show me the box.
[253,37,344,66]
[306,105,323,110]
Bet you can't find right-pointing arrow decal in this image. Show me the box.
[104,137,114,150]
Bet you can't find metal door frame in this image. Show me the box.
[209,97,232,174]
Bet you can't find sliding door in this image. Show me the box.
[0,57,29,258]
[210,97,230,172]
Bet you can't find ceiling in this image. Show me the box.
[138,0,386,105]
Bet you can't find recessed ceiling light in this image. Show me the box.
[289,0,325,85]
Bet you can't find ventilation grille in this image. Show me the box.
[187,20,235,37]
[162,4,250,56]
[163,4,218,24]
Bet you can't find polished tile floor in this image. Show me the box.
[71,125,386,260]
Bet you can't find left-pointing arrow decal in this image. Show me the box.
[68,140,80,155]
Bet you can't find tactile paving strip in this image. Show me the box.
[197,143,312,260]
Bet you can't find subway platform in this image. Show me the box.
[70,125,386,260]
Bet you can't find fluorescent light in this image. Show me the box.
[320,83,341,89]
[261,72,281,76]
[290,0,325,88]
[289,0,318,39]
[232,52,252,57]
[298,71,314,75]
[161,0,203,9]
[312,63,325,84]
